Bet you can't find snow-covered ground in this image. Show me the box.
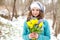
[47,19,57,40]
[0,16,60,40]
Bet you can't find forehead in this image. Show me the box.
[31,7,40,10]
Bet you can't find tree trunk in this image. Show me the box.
[11,0,17,20]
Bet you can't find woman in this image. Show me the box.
[22,1,50,40]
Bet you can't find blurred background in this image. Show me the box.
[0,0,60,40]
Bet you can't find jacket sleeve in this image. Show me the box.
[38,20,50,40]
[22,21,30,40]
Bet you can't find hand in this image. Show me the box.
[29,33,34,39]
[29,32,38,39]
[32,32,38,38]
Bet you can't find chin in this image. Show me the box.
[34,15,38,17]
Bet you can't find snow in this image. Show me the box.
[0,16,25,40]
[57,34,60,40]
[0,9,9,16]
[0,16,60,40]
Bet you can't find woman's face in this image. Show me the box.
[31,7,40,17]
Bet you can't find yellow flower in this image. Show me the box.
[39,22,43,28]
[30,24,34,28]
[30,19,38,25]
[27,21,34,28]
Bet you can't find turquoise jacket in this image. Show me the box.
[22,20,50,40]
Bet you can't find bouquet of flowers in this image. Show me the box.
[27,18,43,40]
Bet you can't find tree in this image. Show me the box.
[11,0,17,20]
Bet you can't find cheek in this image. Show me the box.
[36,11,40,15]
[32,11,34,14]
[36,13,39,16]
[31,11,35,15]
[37,12,39,14]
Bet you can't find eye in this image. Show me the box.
[36,9,39,11]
